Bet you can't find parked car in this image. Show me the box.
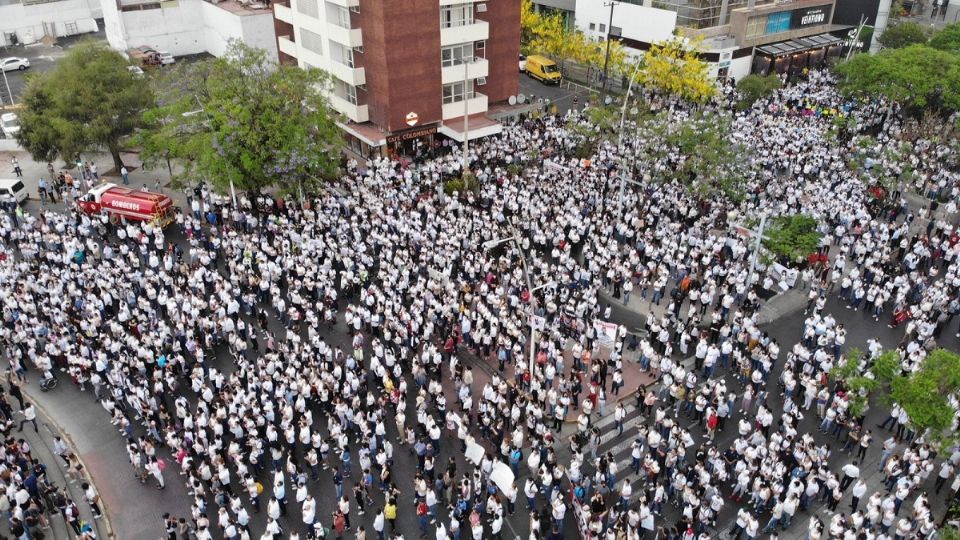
[0,113,18,139]
[0,57,29,72]
[157,51,176,65]
[518,54,527,72]
[127,47,161,68]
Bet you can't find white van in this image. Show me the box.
[0,113,19,139]
[0,179,28,203]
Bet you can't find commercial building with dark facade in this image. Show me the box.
[273,0,520,157]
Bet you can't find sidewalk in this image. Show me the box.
[20,386,113,540]
[3,148,189,213]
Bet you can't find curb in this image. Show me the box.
[22,387,117,540]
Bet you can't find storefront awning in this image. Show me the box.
[755,32,843,57]
[438,114,502,143]
[337,121,388,148]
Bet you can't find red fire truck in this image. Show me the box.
[76,183,175,228]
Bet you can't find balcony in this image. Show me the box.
[442,92,487,121]
[327,24,363,48]
[330,95,369,123]
[325,0,358,7]
[278,35,297,57]
[440,20,488,47]
[329,62,366,87]
[441,58,488,85]
[274,2,293,23]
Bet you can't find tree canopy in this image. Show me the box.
[16,40,153,170]
[835,44,960,114]
[638,35,716,103]
[930,22,960,52]
[630,110,744,199]
[877,21,928,49]
[762,214,822,263]
[889,348,960,446]
[137,40,343,196]
[735,74,782,109]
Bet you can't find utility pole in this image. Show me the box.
[600,1,617,104]
[871,0,893,53]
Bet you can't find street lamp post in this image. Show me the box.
[730,214,769,290]
[612,61,644,206]
[482,224,554,389]
[1,68,13,106]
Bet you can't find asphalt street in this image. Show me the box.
[10,175,959,540]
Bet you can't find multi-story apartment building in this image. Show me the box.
[273,0,520,157]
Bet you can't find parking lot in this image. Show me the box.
[0,26,107,109]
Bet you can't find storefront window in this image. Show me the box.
[752,55,772,76]
[790,52,809,71]
[774,56,790,74]
[808,48,825,67]
[765,11,791,35]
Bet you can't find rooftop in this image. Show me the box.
[205,0,272,15]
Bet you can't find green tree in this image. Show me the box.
[931,23,960,52]
[762,215,823,264]
[735,74,782,109]
[16,40,153,170]
[830,348,901,418]
[639,110,744,199]
[829,348,880,417]
[836,44,960,115]
[137,40,343,197]
[890,348,960,447]
[877,22,928,49]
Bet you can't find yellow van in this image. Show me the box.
[525,55,562,85]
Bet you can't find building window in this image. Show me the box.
[440,3,474,28]
[589,23,595,30]
[300,28,323,56]
[599,23,606,33]
[331,4,351,28]
[442,80,475,104]
[333,42,354,67]
[334,79,357,104]
[441,43,474,67]
[297,0,318,18]
[765,11,791,35]
[745,15,766,38]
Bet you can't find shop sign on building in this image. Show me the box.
[791,5,831,28]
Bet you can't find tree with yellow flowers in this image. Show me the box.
[638,34,716,103]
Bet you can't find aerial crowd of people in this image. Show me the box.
[0,68,959,540]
